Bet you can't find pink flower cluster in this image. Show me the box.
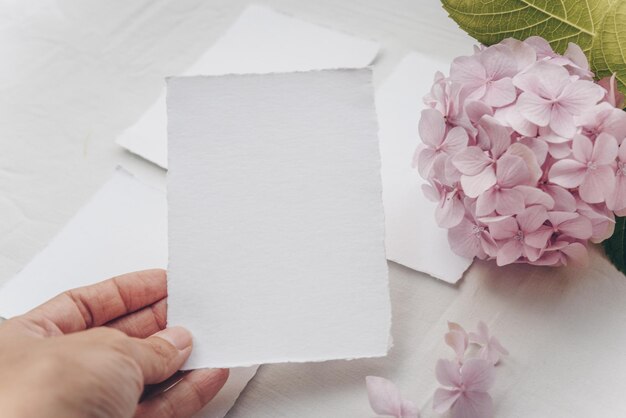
[433,321,507,418]
[365,321,507,418]
[416,37,626,266]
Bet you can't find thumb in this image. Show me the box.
[128,326,193,384]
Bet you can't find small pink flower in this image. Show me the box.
[547,211,593,240]
[422,180,465,228]
[450,44,518,107]
[366,376,419,418]
[433,358,495,418]
[416,108,468,178]
[578,102,626,139]
[524,37,593,79]
[445,322,469,363]
[451,117,512,197]
[538,180,577,212]
[448,202,498,259]
[469,321,509,365]
[514,61,605,138]
[549,133,617,204]
[424,72,471,130]
[576,199,616,242]
[488,205,550,265]
[541,240,590,267]
[475,154,531,216]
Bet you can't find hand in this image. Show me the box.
[0,269,229,418]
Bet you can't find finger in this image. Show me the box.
[107,298,167,338]
[127,326,193,384]
[135,369,229,418]
[23,269,167,335]
[140,371,189,403]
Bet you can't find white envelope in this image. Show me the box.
[377,53,473,283]
[117,4,380,168]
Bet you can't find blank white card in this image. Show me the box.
[167,69,391,368]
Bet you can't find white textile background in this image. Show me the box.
[1,1,624,417]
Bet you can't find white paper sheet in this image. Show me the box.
[117,4,380,168]
[0,169,257,418]
[166,69,391,369]
[377,53,473,283]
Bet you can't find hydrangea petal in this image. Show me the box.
[451,391,494,418]
[417,148,437,178]
[488,216,518,240]
[607,174,626,212]
[476,188,497,217]
[461,166,497,198]
[496,154,530,188]
[366,376,402,417]
[517,92,552,127]
[549,104,576,138]
[572,134,593,162]
[561,242,589,267]
[433,388,461,414]
[543,184,576,211]
[483,77,516,107]
[451,55,486,87]
[517,205,548,232]
[592,133,618,165]
[436,359,463,387]
[515,185,555,209]
[548,159,586,188]
[443,126,470,154]
[460,358,495,392]
[452,147,492,176]
[480,45,518,79]
[495,188,525,215]
[436,192,466,229]
[448,218,481,259]
[479,115,511,158]
[524,226,553,249]
[419,108,446,148]
[559,216,593,240]
[400,400,420,418]
[559,80,605,114]
[579,166,615,204]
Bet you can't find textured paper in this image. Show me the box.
[167,69,391,369]
[117,4,380,168]
[0,169,257,418]
[377,53,473,283]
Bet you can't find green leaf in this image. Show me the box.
[603,217,626,274]
[441,0,626,94]
[590,1,626,92]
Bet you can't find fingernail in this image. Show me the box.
[154,326,192,351]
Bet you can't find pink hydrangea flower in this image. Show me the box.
[416,36,626,266]
[450,44,518,107]
[416,108,468,179]
[488,205,550,265]
[548,133,617,204]
[433,358,495,418]
[447,201,498,259]
[422,180,465,228]
[513,61,605,138]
